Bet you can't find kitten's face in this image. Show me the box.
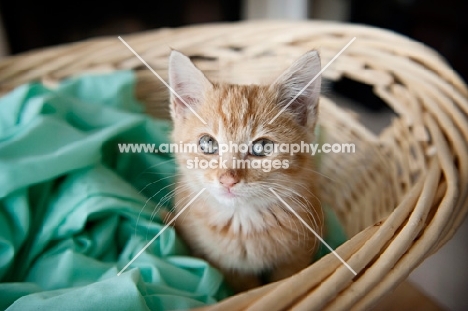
[168,51,321,207]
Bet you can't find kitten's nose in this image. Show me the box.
[219,172,239,189]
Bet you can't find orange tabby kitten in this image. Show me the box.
[167,50,323,292]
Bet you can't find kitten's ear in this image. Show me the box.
[168,50,212,120]
[272,50,321,127]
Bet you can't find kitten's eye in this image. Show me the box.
[251,139,274,156]
[199,135,219,154]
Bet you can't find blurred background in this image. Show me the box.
[0,0,467,85]
[0,0,466,310]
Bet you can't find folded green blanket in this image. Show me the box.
[0,71,346,310]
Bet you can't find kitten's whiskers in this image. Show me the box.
[118,188,206,276]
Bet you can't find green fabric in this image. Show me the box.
[313,125,348,260]
[0,71,346,311]
[314,205,348,260]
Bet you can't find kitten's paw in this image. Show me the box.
[223,270,262,293]
[269,259,309,282]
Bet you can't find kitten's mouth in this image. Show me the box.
[222,188,238,198]
[223,189,237,198]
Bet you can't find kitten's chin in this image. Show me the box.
[216,196,241,207]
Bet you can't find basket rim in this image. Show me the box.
[1,20,467,311]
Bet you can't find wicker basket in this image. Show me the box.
[1,21,467,311]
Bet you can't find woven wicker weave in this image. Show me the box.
[1,21,467,310]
